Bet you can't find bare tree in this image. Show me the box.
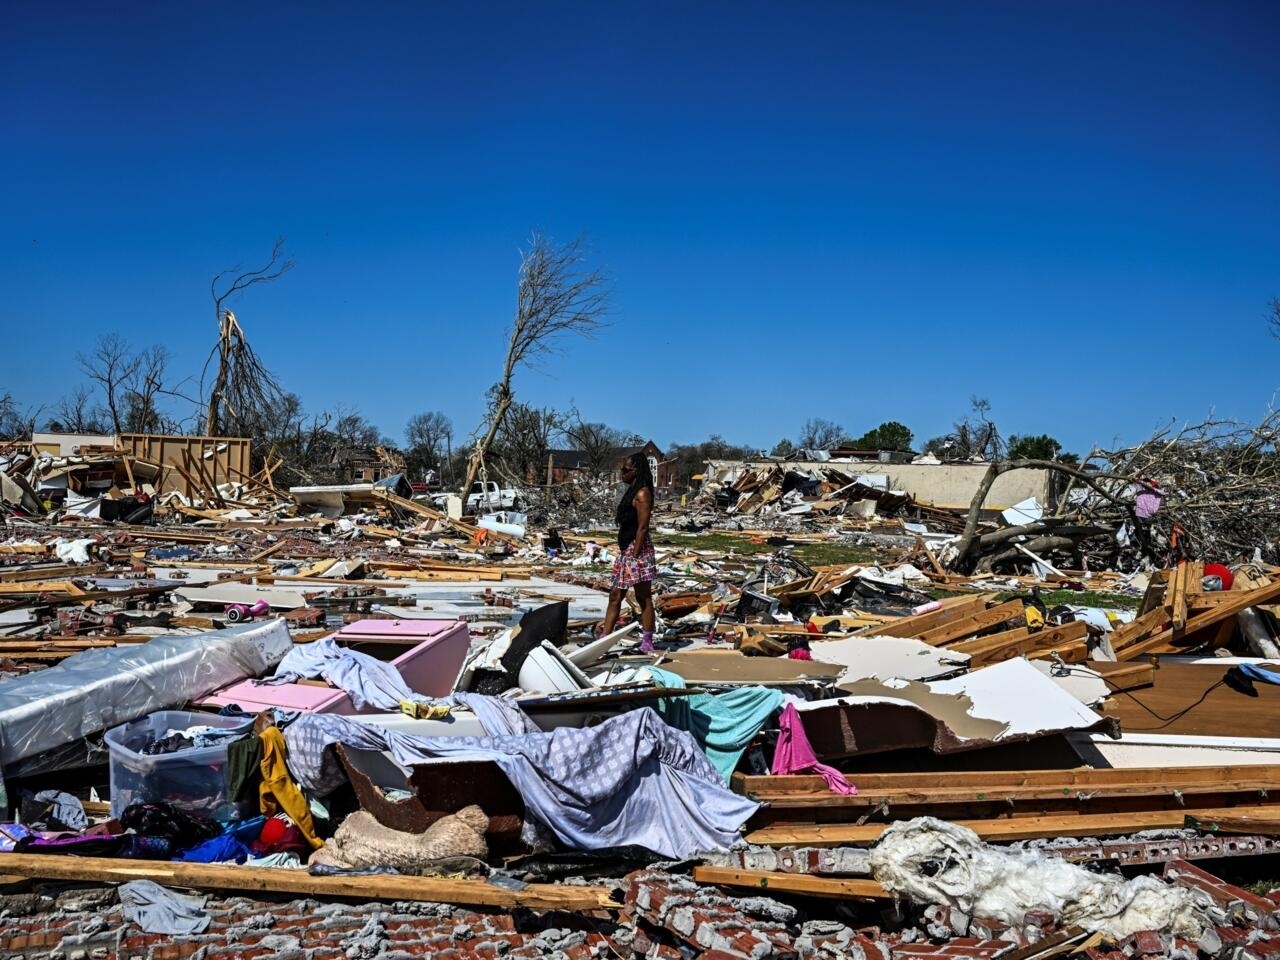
[925,396,1003,461]
[404,411,453,481]
[564,415,628,479]
[493,402,566,486]
[51,386,110,434]
[798,418,845,451]
[462,231,610,495]
[203,237,294,437]
[79,333,140,434]
[1268,297,1280,339]
[122,344,171,433]
[0,393,43,440]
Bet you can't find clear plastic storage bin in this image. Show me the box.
[105,710,254,819]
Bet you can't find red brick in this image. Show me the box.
[151,943,205,960]
[857,935,891,960]
[1215,927,1251,945]
[1246,939,1280,959]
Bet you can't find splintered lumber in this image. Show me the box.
[692,866,890,900]
[858,594,991,638]
[917,598,1025,646]
[0,854,619,910]
[745,803,1280,847]
[1109,606,1172,650]
[1186,813,1280,836]
[1118,576,1280,660]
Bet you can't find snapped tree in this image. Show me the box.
[203,237,295,438]
[461,232,610,497]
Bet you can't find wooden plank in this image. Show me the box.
[1186,813,1280,836]
[995,927,1090,960]
[858,595,991,639]
[0,564,105,583]
[745,803,1280,847]
[918,599,1025,646]
[1185,561,1205,596]
[1170,562,1189,632]
[692,866,890,900]
[0,854,618,910]
[1118,576,1280,660]
[756,772,1280,808]
[0,580,87,596]
[1109,606,1172,650]
[735,763,1280,798]
[1089,660,1155,692]
[948,624,1030,654]
[951,622,1089,668]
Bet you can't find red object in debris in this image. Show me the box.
[1204,562,1234,591]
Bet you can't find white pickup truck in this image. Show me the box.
[434,481,521,513]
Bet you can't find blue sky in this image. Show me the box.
[2,2,1277,458]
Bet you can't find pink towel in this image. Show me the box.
[771,703,856,795]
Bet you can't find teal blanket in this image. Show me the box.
[647,666,784,782]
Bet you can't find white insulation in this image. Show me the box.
[868,818,1210,939]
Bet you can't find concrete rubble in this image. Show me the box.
[4,435,1280,960]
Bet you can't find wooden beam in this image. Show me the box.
[692,866,890,900]
[1170,563,1189,633]
[746,803,1280,846]
[917,599,1025,646]
[1119,576,1280,660]
[0,854,619,910]
[858,595,991,638]
[950,621,1089,668]
[736,763,1280,797]
[1109,605,1172,651]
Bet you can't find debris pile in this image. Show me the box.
[3,430,1280,959]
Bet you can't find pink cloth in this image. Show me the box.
[1134,487,1164,519]
[771,703,856,795]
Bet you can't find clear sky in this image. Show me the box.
[3,2,1278,458]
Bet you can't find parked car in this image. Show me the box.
[432,481,521,513]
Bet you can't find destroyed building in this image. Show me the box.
[2,428,1280,960]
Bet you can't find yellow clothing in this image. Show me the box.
[258,725,323,849]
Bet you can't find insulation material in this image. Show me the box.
[0,619,292,770]
[310,806,489,873]
[869,817,1210,939]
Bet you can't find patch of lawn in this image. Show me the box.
[928,585,1141,610]
[652,532,890,568]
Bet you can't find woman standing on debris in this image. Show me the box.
[601,452,657,652]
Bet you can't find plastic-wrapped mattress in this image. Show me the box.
[0,619,291,772]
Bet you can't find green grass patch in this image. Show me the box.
[652,532,889,568]
[929,585,1141,610]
